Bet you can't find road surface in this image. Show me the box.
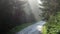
[16,21,46,34]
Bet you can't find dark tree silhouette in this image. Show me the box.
[0,0,36,34]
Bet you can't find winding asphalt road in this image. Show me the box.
[16,21,46,34]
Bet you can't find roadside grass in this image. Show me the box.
[7,22,34,34]
[42,26,47,34]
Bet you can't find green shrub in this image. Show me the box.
[45,12,60,34]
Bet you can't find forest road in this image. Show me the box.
[16,21,46,34]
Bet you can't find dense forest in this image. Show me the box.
[1,0,60,34]
[40,0,60,34]
[0,0,36,34]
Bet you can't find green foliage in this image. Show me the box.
[40,0,60,34]
[42,26,47,34]
[45,12,60,34]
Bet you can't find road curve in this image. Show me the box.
[16,21,46,34]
